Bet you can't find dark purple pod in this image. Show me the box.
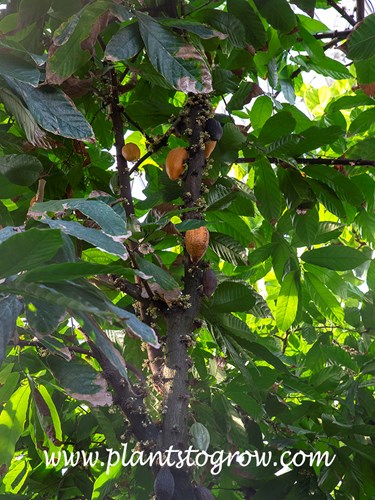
[205,118,223,141]
[154,466,175,500]
[203,268,218,298]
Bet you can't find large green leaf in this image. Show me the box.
[46,0,112,84]
[209,232,247,265]
[194,9,246,48]
[46,354,113,405]
[32,199,129,237]
[254,158,282,223]
[0,228,62,278]
[227,0,267,48]
[105,22,144,61]
[136,11,212,93]
[249,96,273,130]
[304,271,345,325]
[209,281,256,312]
[0,294,23,365]
[258,112,296,145]
[0,154,42,186]
[276,271,299,331]
[0,382,31,469]
[5,78,94,141]
[347,14,375,61]
[302,246,369,271]
[0,54,40,86]
[40,218,128,260]
[135,254,180,291]
[254,0,297,33]
[0,88,52,148]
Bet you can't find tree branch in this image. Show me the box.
[236,156,375,167]
[87,338,159,443]
[109,69,135,218]
[326,0,356,26]
[161,95,209,499]
[357,0,365,22]
[314,29,352,39]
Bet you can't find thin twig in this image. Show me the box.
[236,156,375,167]
[314,29,352,39]
[326,0,356,26]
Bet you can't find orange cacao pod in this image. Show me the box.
[165,147,188,180]
[204,141,217,159]
[122,143,140,162]
[185,226,209,263]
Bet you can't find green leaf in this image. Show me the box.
[46,0,112,84]
[0,88,52,148]
[0,228,62,278]
[249,95,273,130]
[258,112,296,145]
[304,271,345,325]
[294,55,351,80]
[37,384,63,442]
[135,254,179,291]
[0,154,43,186]
[46,354,113,405]
[302,246,369,271]
[105,22,144,61]
[354,54,375,84]
[227,82,254,112]
[216,123,246,162]
[254,158,282,223]
[209,281,256,312]
[0,54,40,86]
[349,137,375,160]
[209,232,247,265]
[227,0,267,48]
[254,0,297,33]
[106,304,160,348]
[284,126,342,156]
[136,11,212,93]
[5,78,94,141]
[195,9,246,48]
[0,382,31,469]
[159,18,226,39]
[33,199,129,237]
[40,218,128,261]
[21,262,128,283]
[348,108,375,135]
[276,271,299,331]
[0,294,23,365]
[292,208,319,246]
[347,14,375,61]
[367,259,375,291]
[26,299,66,336]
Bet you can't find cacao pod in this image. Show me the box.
[122,143,140,162]
[204,141,216,159]
[205,118,223,141]
[185,226,209,264]
[202,268,217,297]
[194,485,215,500]
[166,147,188,180]
[154,466,175,500]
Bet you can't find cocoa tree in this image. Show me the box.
[0,0,375,498]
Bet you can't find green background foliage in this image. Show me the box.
[0,0,374,498]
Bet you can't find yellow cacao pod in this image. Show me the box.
[204,141,217,159]
[165,147,188,180]
[185,226,209,263]
[122,143,140,162]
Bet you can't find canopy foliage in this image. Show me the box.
[0,0,374,498]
